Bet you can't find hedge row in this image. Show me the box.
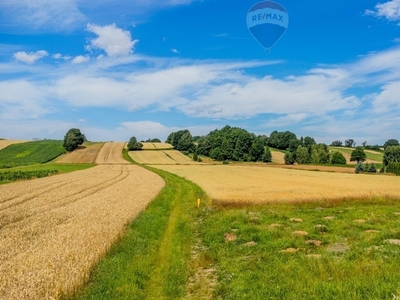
[386,162,400,176]
[0,170,59,182]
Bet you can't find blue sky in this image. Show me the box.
[1,0,400,145]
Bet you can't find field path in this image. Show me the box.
[0,142,165,299]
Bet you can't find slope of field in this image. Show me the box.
[55,143,104,164]
[0,140,28,150]
[95,142,130,164]
[141,142,173,150]
[329,147,382,164]
[271,150,285,164]
[130,150,201,165]
[0,140,65,168]
[0,143,165,299]
[153,164,400,204]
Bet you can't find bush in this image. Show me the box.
[367,163,377,173]
[386,162,400,176]
[128,136,143,151]
[284,152,295,165]
[330,151,346,165]
[355,161,365,174]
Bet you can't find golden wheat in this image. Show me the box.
[129,150,201,165]
[153,164,400,204]
[141,142,173,150]
[0,143,165,299]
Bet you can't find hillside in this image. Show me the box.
[329,147,383,164]
[0,140,65,168]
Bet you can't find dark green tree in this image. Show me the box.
[262,146,272,163]
[330,151,346,165]
[383,145,400,166]
[63,128,84,152]
[384,139,399,149]
[284,152,295,165]
[249,139,265,162]
[127,136,143,150]
[296,146,309,164]
[345,139,355,148]
[350,146,366,162]
[330,140,343,147]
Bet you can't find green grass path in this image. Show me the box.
[71,164,208,300]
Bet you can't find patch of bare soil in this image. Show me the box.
[55,143,104,164]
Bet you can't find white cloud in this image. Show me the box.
[365,0,400,21]
[0,0,85,32]
[72,55,90,64]
[171,48,180,54]
[86,23,138,57]
[13,50,48,64]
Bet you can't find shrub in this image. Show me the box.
[63,128,84,152]
[386,162,400,176]
[330,151,346,165]
[355,161,365,174]
[367,163,377,173]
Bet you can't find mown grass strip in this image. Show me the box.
[70,152,209,300]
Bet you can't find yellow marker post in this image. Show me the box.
[197,198,200,208]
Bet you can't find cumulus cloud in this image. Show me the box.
[171,48,180,54]
[365,0,400,21]
[13,50,48,64]
[72,55,90,64]
[86,23,138,57]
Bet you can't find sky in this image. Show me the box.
[1,0,400,145]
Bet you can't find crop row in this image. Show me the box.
[0,169,59,182]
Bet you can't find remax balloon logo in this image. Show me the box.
[247,1,289,53]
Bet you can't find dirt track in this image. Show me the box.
[0,142,165,299]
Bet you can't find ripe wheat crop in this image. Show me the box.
[141,142,173,150]
[0,143,165,299]
[153,164,400,204]
[130,150,200,165]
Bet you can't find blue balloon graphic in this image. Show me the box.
[247,1,289,53]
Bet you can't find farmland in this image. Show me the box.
[0,139,28,150]
[0,140,65,168]
[329,146,383,164]
[0,142,165,299]
[129,149,202,165]
[152,164,400,204]
[141,142,173,150]
[55,142,104,164]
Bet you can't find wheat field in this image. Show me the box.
[129,150,201,165]
[0,142,165,299]
[153,164,400,204]
[141,142,173,150]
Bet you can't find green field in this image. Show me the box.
[329,147,383,162]
[0,140,66,168]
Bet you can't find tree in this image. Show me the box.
[362,141,367,147]
[350,146,366,163]
[383,146,400,166]
[284,152,295,165]
[296,146,309,164]
[176,131,194,152]
[330,140,343,147]
[249,139,265,162]
[63,128,84,152]
[262,146,272,162]
[344,139,355,148]
[303,136,316,148]
[367,163,377,173]
[193,146,199,162]
[384,139,399,149]
[127,136,143,150]
[330,151,346,165]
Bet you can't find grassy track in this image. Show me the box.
[71,152,209,300]
[0,140,65,168]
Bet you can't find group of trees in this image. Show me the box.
[127,136,143,151]
[167,126,271,163]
